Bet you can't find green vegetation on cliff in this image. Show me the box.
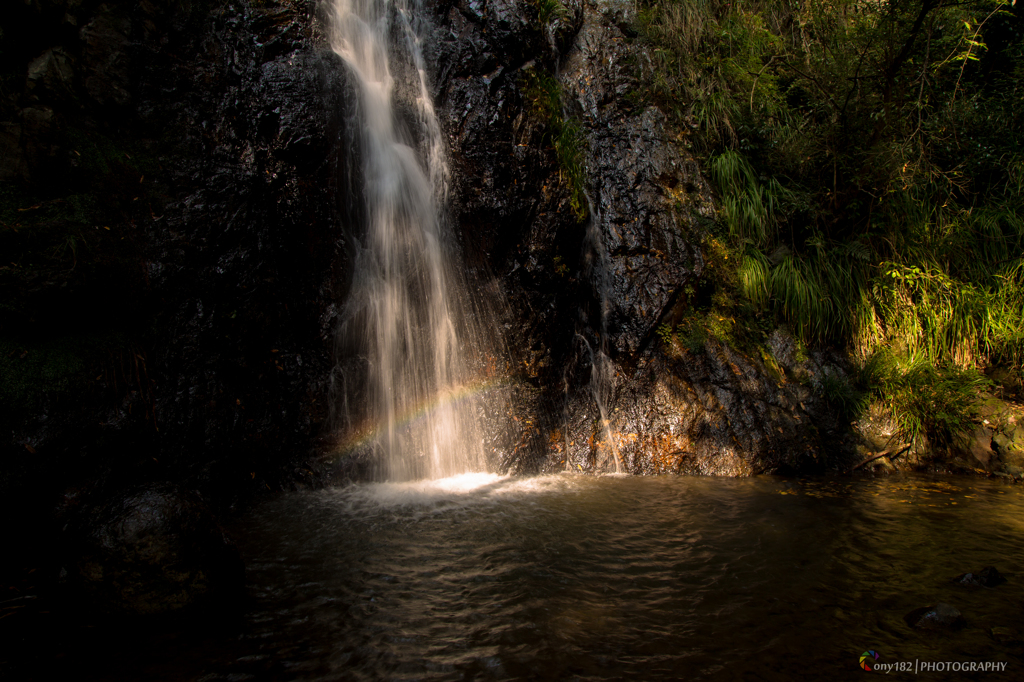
[640,0,1023,449]
[522,68,589,221]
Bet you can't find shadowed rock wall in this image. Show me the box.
[1,0,351,515]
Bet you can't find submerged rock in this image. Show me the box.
[953,566,1007,588]
[63,483,243,616]
[903,603,965,630]
[990,627,1022,644]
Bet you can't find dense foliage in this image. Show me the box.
[640,0,1023,447]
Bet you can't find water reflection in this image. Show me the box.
[221,475,1022,680]
[10,475,1019,680]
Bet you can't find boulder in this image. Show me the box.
[79,8,132,107]
[903,603,965,630]
[63,483,244,616]
[968,425,995,467]
[19,106,58,177]
[26,47,75,101]
[993,424,1024,468]
[0,122,26,181]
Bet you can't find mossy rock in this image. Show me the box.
[993,425,1024,466]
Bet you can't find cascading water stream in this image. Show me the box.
[549,49,622,474]
[578,197,623,474]
[327,0,499,481]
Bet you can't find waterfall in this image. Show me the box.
[327,0,499,481]
[579,199,623,474]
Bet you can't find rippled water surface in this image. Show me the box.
[19,474,1024,680]
[210,474,1023,681]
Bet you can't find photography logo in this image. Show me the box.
[860,650,880,671]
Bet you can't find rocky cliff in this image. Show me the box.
[424,0,844,475]
[1,0,350,550]
[2,0,853,520]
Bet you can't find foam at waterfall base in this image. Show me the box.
[324,472,603,516]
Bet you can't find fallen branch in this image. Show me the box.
[850,444,912,472]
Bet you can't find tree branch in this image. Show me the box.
[849,443,913,471]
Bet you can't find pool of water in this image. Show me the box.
[8,474,1024,680]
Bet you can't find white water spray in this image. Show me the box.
[328,0,500,481]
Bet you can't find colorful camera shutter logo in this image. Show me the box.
[860,650,879,671]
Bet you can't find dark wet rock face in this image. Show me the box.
[426,0,839,475]
[79,7,132,107]
[560,1,711,356]
[903,603,965,630]
[63,484,243,616]
[428,0,577,382]
[609,342,827,475]
[2,0,346,504]
[145,36,355,485]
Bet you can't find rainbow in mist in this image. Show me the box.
[330,378,511,458]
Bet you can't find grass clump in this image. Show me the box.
[534,0,566,25]
[658,233,775,356]
[522,68,588,220]
[860,350,991,451]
